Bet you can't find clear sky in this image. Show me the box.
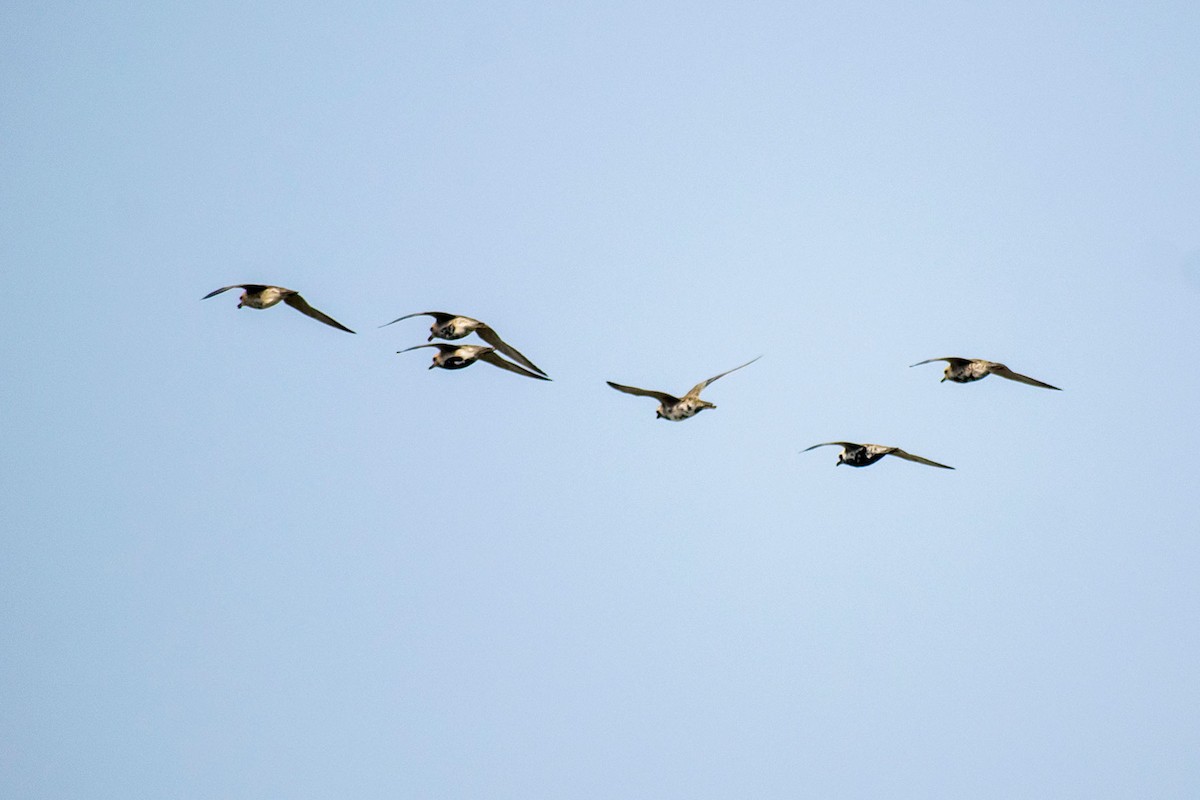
[3,1,1199,797]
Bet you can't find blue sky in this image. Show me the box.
[3,2,1199,797]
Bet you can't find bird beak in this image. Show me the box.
[940,377,946,382]
[427,334,434,342]
[427,364,436,370]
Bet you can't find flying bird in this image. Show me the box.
[910,357,1060,390]
[398,343,550,381]
[802,441,955,469]
[202,284,355,333]
[381,311,546,376]
[606,356,761,421]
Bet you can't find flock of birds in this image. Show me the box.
[203,283,1062,471]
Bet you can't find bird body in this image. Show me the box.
[398,343,550,380]
[803,441,954,469]
[382,311,547,376]
[233,285,285,309]
[202,284,355,333]
[910,357,1060,390]
[607,356,761,421]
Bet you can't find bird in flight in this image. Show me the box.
[381,311,547,377]
[202,284,355,333]
[910,357,1060,390]
[398,343,550,381]
[606,356,761,421]
[802,441,954,469]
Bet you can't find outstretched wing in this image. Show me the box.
[684,355,762,399]
[478,350,552,380]
[802,441,858,452]
[475,325,548,376]
[282,293,355,333]
[888,448,955,469]
[202,284,265,300]
[909,357,969,368]
[988,363,1061,391]
[606,382,678,404]
[379,311,455,328]
[397,343,457,354]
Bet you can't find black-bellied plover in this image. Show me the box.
[398,343,550,381]
[802,441,954,469]
[910,357,1060,390]
[202,284,355,333]
[606,356,761,421]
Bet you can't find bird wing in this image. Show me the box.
[888,448,955,469]
[684,355,762,399]
[802,441,858,452]
[397,343,456,354]
[478,350,552,380]
[202,284,267,300]
[988,363,1061,390]
[909,357,969,368]
[282,293,356,333]
[606,382,678,403]
[475,325,548,376]
[379,311,455,328]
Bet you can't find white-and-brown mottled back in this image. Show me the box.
[802,441,954,469]
[910,357,1060,390]
[606,356,761,421]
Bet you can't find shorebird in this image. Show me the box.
[381,312,547,376]
[606,356,761,421]
[398,343,550,381]
[802,442,954,469]
[202,284,355,333]
[910,357,1060,390]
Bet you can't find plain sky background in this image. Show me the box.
[3,1,1199,797]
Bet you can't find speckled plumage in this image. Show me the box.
[398,343,550,381]
[202,284,355,333]
[803,441,954,470]
[910,357,1060,390]
[607,356,761,421]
